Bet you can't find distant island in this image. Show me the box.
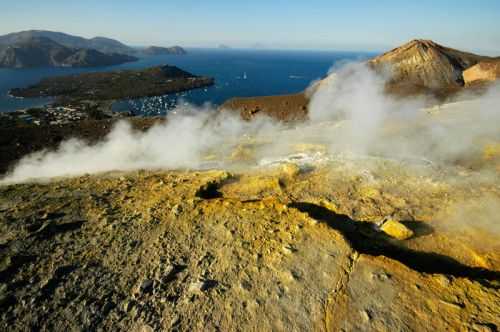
[0,30,189,68]
[143,46,187,55]
[10,65,214,101]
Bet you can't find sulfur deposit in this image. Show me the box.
[1,156,499,331]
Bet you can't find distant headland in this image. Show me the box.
[0,30,188,68]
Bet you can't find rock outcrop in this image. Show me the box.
[463,60,500,85]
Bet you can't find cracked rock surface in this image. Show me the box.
[0,162,499,331]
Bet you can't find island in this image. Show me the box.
[10,65,214,101]
[143,46,187,55]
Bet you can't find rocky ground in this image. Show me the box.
[0,154,499,331]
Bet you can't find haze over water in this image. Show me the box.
[0,48,373,115]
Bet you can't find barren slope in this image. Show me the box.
[368,39,491,96]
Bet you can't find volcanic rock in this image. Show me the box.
[463,60,500,85]
[0,163,499,330]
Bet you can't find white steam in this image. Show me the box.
[1,105,283,184]
[437,195,500,238]
[308,63,500,166]
[1,61,500,184]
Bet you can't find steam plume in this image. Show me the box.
[1,62,500,185]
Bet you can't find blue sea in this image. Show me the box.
[0,48,374,115]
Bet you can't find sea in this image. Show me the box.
[0,48,374,116]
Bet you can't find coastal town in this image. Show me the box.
[0,102,131,128]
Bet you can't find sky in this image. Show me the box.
[1,0,500,54]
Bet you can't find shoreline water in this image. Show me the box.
[0,49,373,114]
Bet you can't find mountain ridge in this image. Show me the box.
[0,30,134,55]
[0,36,137,68]
[0,30,190,57]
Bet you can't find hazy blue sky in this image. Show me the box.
[1,0,500,53]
